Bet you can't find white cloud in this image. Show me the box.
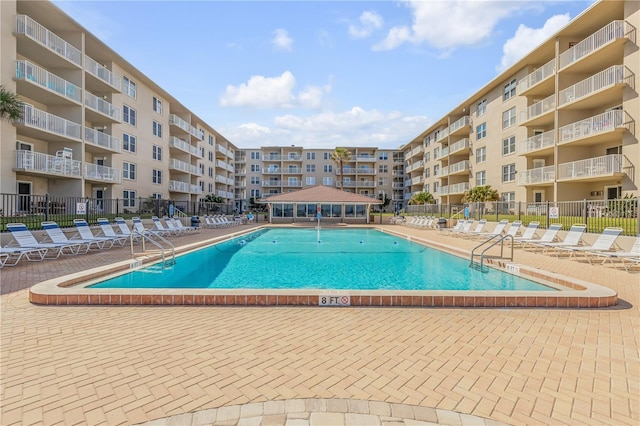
[220,71,330,109]
[272,28,293,51]
[349,10,384,39]
[497,14,571,71]
[373,0,524,51]
[220,107,430,149]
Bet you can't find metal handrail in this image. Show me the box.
[129,228,175,268]
[470,234,514,272]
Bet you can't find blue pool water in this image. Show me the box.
[90,228,554,291]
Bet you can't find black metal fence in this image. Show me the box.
[0,193,235,231]
[404,198,639,236]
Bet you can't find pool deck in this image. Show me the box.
[0,223,638,425]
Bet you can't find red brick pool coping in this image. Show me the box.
[29,226,618,308]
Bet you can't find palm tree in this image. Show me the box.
[462,185,500,203]
[0,85,23,121]
[331,147,352,190]
[408,191,435,205]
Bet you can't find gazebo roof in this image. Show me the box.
[258,185,382,204]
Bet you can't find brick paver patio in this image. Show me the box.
[1,223,638,425]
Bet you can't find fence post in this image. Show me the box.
[85,197,90,222]
[45,193,50,222]
[546,201,550,229]
[518,201,521,221]
[583,199,588,228]
[637,197,639,237]
[116,198,119,216]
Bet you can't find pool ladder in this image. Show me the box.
[130,229,176,268]
[470,234,514,273]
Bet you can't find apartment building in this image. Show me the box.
[235,146,404,212]
[403,0,639,207]
[0,0,236,214]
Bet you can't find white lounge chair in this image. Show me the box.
[621,256,640,271]
[0,246,48,267]
[41,221,105,252]
[533,224,587,254]
[96,218,130,246]
[151,216,177,236]
[554,227,623,259]
[132,217,162,238]
[170,216,199,233]
[468,219,507,239]
[6,223,81,258]
[587,236,640,265]
[73,219,119,248]
[457,219,488,238]
[517,224,562,249]
[160,216,186,235]
[510,221,539,244]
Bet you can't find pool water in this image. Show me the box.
[90,228,554,291]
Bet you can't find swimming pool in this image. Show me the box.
[90,228,550,291]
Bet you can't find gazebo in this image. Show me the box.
[257,185,383,224]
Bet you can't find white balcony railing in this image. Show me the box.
[517,58,556,94]
[435,128,449,142]
[559,20,632,69]
[517,166,555,185]
[559,65,632,106]
[281,167,303,174]
[519,94,555,123]
[408,145,424,158]
[405,161,424,173]
[559,110,630,144]
[15,15,82,66]
[168,158,194,174]
[557,154,625,180]
[437,182,470,195]
[441,160,470,176]
[448,138,470,155]
[83,163,121,183]
[169,180,190,193]
[84,92,120,121]
[518,130,555,154]
[20,104,82,140]
[449,116,471,134]
[15,150,81,177]
[169,136,193,155]
[15,60,81,103]
[411,176,424,185]
[84,128,121,152]
[168,114,200,139]
[263,168,280,174]
[354,155,375,162]
[84,55,121,91]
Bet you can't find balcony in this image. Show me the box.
[169,136,199,157]
[215,175,234,185]
[435,128,449,143]
[281,167,303,174]
[407,145,424,159]
[410,176,424,185]
[263,168,281,174]
[339,181,377,188]
[14,150,81,178]
[559,20,633,71]
[559,110,631,147]
[283,181,303,188]
[441,160,470,176]
[15,60,81,105]
[557,154,628,182]
[84,55,121,92]
[434,147,448,161]
[15,15,82,68]
[559,65,633,110]
[437,182,470,196]
[83,163,121,184]
[235,169,246,175]
[84,128,121,153]
[517,58,555,96]
[262,181,282,187]
[354,155,375,162]
[518,166,555,186]
[283,154,303,161]
[518,130,555,156]
[17,104,82,142]
[448,138,470,156]
[405,161,424,173]
[169,180,201,194]
[392,183,404,189]
[169,158,199,175]
[519,93,555,126]
[84,92,120,122]
[356,167,377,174]
[449,116,471,136]
[169,114,200,139]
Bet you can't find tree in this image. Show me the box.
[331,147,352,190]
[374,194,391,212]
[203,194,224,203]
[408,191,435,205]
[462,185,500,202]
[0,85,23,121]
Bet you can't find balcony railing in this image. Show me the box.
[83,163,121,183]
[557,154,626,180]
[405,161,424,173]
[169,158,198,175]
[559,65,633,106]
[84,128,121,152]
[263,168,281,174]
[338,182,376,188]
[559,20,632,69]
[169,114,200,139]
[262,182,282,187]
[517,166,555,185]
[411,176,424,185]
[84,55,121,91]
[437,182,470,195]
[283,181,303,187]
[354,155,375,162]
[14,150,81,177]
[15,60,81,103]
[449,116,471,134]
[169,136,193,155]
[356,168,377,174]
[19,104,82,140]
[169,180,191,193]
[517,58,556,94]
[518,130,555,154]
[407,145,424,158]
[84,92,120,121]
[441,160,470,176]
[15,15,82,66]
[559,110,631,144]
[235,169,246,175]
[281,167,303,174]
[519,93,555,123]
[448,138,470,155]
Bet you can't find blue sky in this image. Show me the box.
[52,0,593,150]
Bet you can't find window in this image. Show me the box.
[378,152,388,160]
[250,189,261,197]
[152,145,162,161]
[424,136,431,147]
[199,164,204,175]
[208,151,213,162]
[476,147,486,163]
[476,170,486,186]
[152,169,162,184]
[200,147,205,157]
[250,152,260,160]
[425,168,430,178]
[123,133,136,153]
[152,193,162,200]
[477,99,486,116]
[476,123,486,140]
[123,77,136,98]
[323,152,330,160]
[502,107,516,128]
[502,135,516,155]
[323,165,333,173]
[250,164,260,172]
[152,97,163,114]
[208,167,213,177]
[502,164,516,182]
[434,147,440,159]
[123,162,136,180]
[425,184,430,194]
[501,192,516,209]
[123,190,136,207]
[250,177,260,184]
[378,165,388,173]
[306,164,315,173]
[306,177,315,185]
[307,152,315,160]
[123,105,136,126]
[434,164,440,176]
[323,177,333,185]
[152,121,162,138]
[503,79,516,100]
[425,152,430,163]
[208,135,214,146]
[433,182,439,193]
[378,177,388,186]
